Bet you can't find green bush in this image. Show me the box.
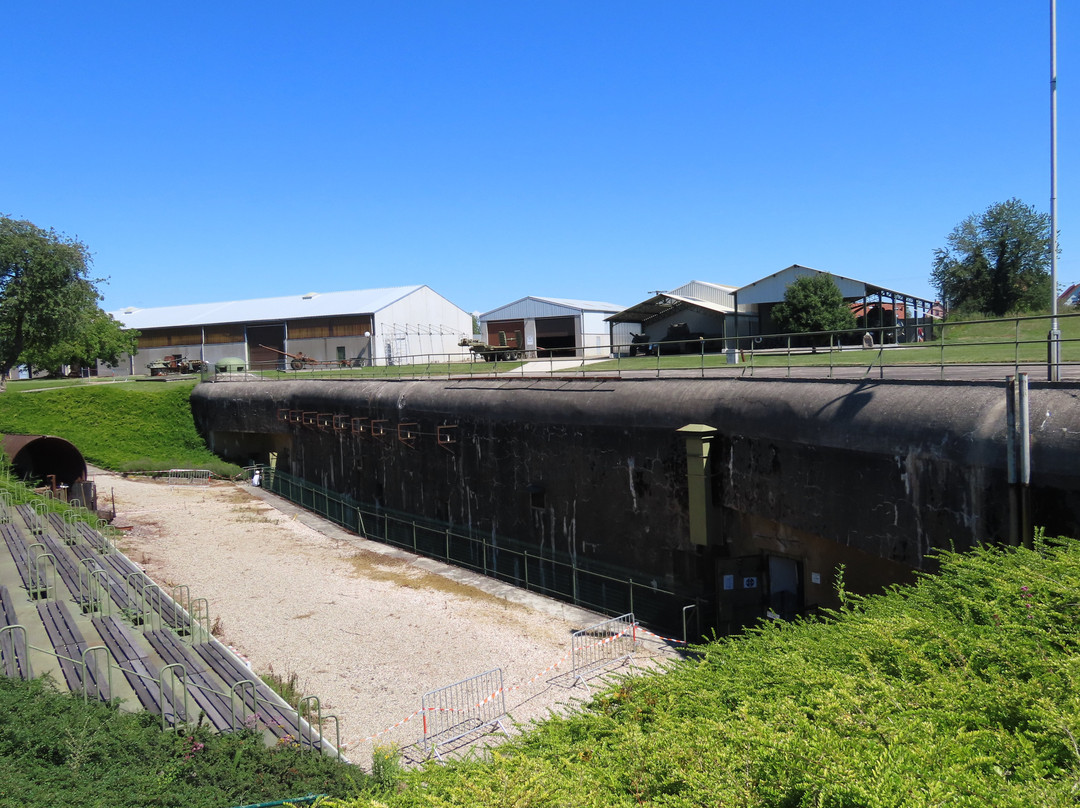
[328,534,1080,807]
[0,675,367,808]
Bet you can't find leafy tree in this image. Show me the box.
[22,301,138,376]
[930,198,1052,316]
[0,216,132,379]
[770,272,857,346]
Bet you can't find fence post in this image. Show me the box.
[628,578,634,616]
[412,521,417,552]
[524,550,529,590]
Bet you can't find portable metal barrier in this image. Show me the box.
[0,492,11,524]
[570,612,638,686]
[421,668,508,761]
[167,469,212,486]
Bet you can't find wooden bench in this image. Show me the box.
[92,616,182,723]
[0,585,29,679]
[38,534,94,611]
[69,544,143,616]
[145,629,235,732]
[15,504,45,535]
[194,639,330,751]
[36,600,110,701]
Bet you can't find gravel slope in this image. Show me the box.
[103,471,672,769]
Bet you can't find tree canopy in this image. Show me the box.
[770,273,856,343]
[0,216,136,377]
[930,198,1053,316]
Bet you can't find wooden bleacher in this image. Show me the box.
[0,495,337,755]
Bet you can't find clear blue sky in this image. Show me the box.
[2,1,1075,316]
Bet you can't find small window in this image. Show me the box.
[336,346,346,361]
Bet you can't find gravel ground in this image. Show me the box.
[102,470,675,769]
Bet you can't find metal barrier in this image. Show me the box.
[570,613,638,686]
[421,668,507,761]
[167,469,212,486]
[264,468,697,636]
[204,311,1080,383]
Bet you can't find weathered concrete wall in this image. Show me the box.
[190,377,1080,629]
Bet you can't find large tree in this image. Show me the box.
[930,198,1052,316]
[770,273,857,346]
[0,216,133,379]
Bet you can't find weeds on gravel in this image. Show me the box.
[261,665,305,708]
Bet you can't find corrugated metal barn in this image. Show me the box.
[606,280,758,354]
[737,265,938,343]
[478,296,626,358]
[102,285,473,375]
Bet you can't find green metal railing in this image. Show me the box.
[208,311,1079,383]
[264,468,699,635]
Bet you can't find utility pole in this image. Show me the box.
[1048,0,1062,381]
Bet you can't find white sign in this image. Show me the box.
[723,574,734,591]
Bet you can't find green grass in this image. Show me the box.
[584,311,1080,372]
[251,359,525,380]
[329,533,1080,807]
[0,380,240,476]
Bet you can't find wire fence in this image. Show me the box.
[200,311,1080,383]
[263,469,699,636]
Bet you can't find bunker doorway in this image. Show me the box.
[716,553,803,633]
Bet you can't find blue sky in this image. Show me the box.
[2,1,1075,316]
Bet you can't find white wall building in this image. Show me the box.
[103,285,473,375]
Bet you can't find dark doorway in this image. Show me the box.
[536,316,576,357]
[247,325,286,370]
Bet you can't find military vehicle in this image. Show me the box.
[459,330,525,361]
[146,355,209,376]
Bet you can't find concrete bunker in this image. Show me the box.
[3,434,89,487]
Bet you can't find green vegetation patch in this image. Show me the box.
[0,675,367,808]
[329,535,1080,807]
[0,381,239,476]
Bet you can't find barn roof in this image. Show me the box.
[110,286,428,329]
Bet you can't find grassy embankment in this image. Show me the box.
[325,534,1080,807]
[0,378,239,476]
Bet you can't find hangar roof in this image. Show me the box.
[111,285,428,329]
[481,296,626,320]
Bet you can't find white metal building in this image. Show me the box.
[102,285,474,375]
[478,296,627,358]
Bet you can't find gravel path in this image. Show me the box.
[102,471,673,769]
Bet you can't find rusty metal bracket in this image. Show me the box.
[397,423,419,448]
[317,413,334,429]
[437,425,459,451]
[351,417,369,437]
[333,415,349,431]
[302,411,318,427]
[288,410,303,424]
[370,420,389,438]
[276,408,290,422]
